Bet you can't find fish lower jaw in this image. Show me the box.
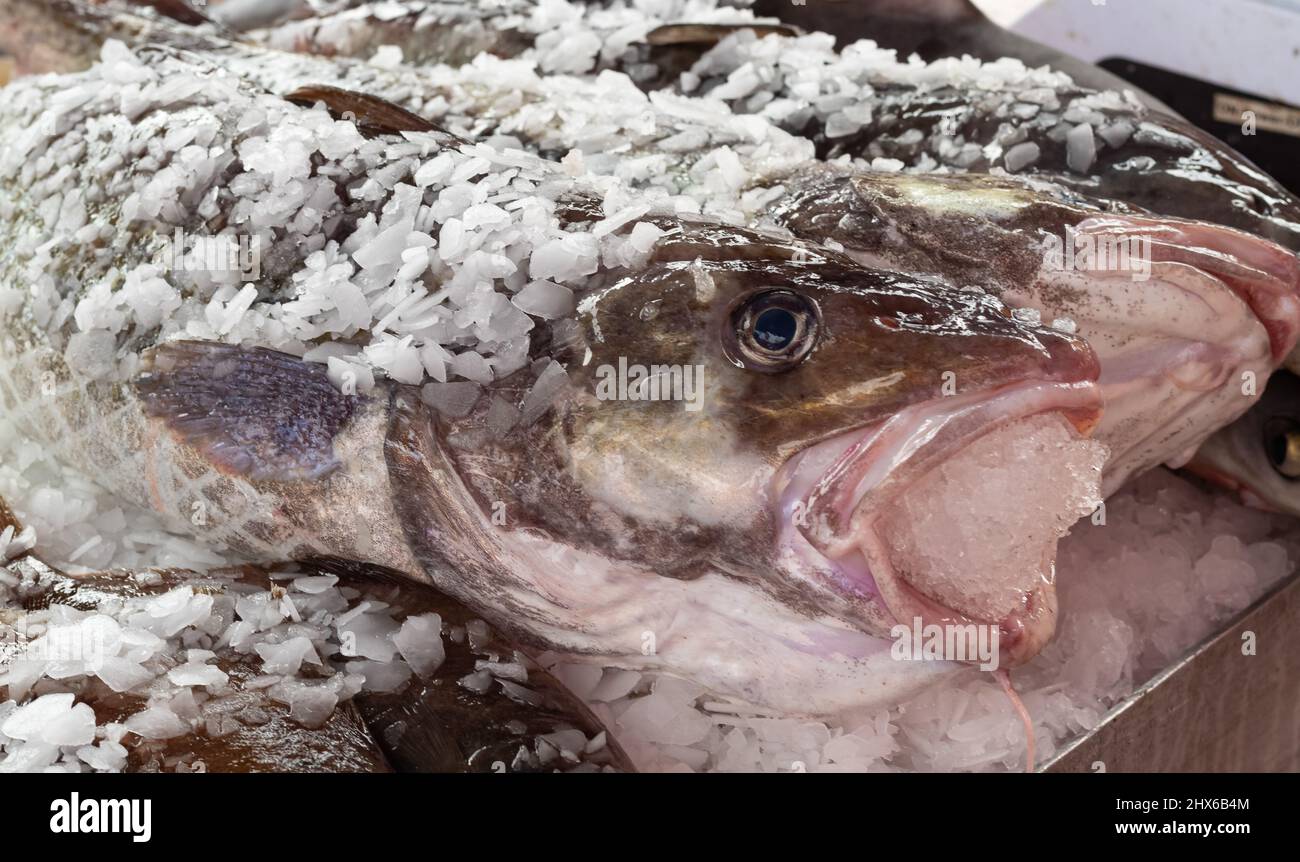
[774,379,1106,666]
[827,541,1057,669]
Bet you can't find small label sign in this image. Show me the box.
[1213,92,1300,139]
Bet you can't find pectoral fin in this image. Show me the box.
[134,340,358,483]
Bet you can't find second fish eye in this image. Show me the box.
[1263,418,1300,479]
[728,290,820,372]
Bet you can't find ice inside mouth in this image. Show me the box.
[872,414,1107,626]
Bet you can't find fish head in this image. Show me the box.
[1187,370,1300,517]
[775,169,1300,494]
[482,223,1105,671]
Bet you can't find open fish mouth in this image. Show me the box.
[774,380,1106,668]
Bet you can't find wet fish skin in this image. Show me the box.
[820,91,1300,255]
[681,32,1300,256]
[0,340,430,582]
[376,219,1102,697]
[0,37,1106,712]
[770,168,1300,495]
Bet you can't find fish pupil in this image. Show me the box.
[1269,434,1288,468]
[754,308,797,351]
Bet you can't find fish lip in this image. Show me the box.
[773,378,1102,666]
[1073,216,1300,363]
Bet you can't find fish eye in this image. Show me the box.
[1262,418,1300,479]
[727,290,821,373]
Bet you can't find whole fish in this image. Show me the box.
[0,36,1106,713]
[1187,371,1300,518]
[0,514,632,772]
[101,8,1296,500]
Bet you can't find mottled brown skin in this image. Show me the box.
[770,170,1092,291]
[770,169,1300,345]
[576,220,1096,456]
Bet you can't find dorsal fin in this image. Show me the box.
[645,22,800,48]
[284,85,449,138]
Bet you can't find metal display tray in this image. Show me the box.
[1043,572,1300,772]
